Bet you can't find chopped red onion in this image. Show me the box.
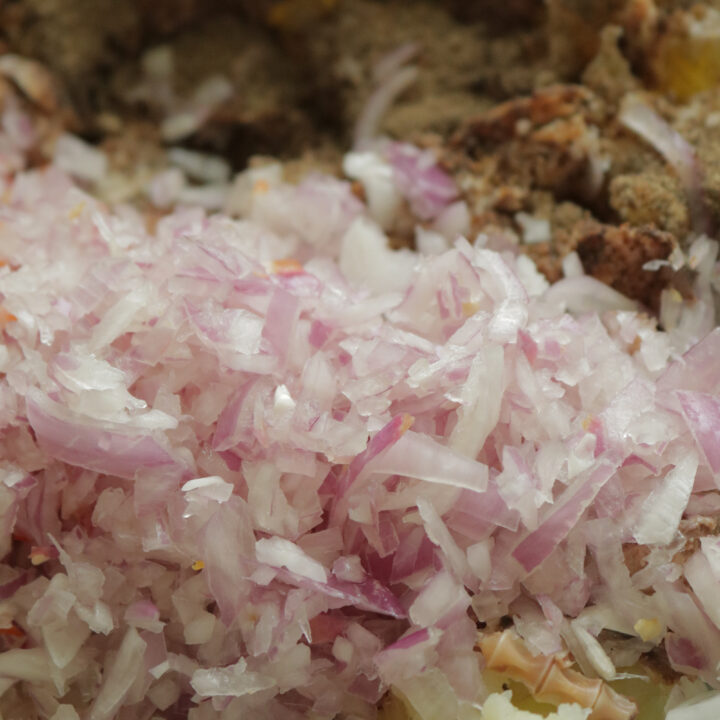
[385,142,459,220]
[0,112,717,718]
[633,453,698,545]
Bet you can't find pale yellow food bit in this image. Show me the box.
[653,37,720,101]
[462,301,479,317]
[634,617,662,643]
[68,202,85,220]
[29,550,51,566]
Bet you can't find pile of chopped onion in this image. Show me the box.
[1,90,720,720]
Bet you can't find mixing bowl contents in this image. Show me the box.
[0,2,719,718]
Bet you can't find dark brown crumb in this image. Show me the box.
[640,645,683,684]
[622,542,651,576]
[546,0,629,78]
[679,514,720,538]
[672,514,720,564]
[451,84,602,150]
[573,222,675,310]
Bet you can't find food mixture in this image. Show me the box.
[0,1,719,718]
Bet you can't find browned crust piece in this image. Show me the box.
[451,85,602,150]
[622,542,652,577]
[446,86,608,246]
[572,221,675,310]
[673,514,720,565]
[446,85,612,227]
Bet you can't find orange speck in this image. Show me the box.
[252,179,270,195]
[0,307,16,329]
[192,560,205,571]
[12,530,32,544]
[400,414,415,434]
[0,624,24,638]
[581,415,593,431]
[271,258,304,275]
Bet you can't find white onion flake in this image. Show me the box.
[0,93,718,719]
[633,453,698,546]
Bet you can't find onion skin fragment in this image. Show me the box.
[479,630,638,720]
